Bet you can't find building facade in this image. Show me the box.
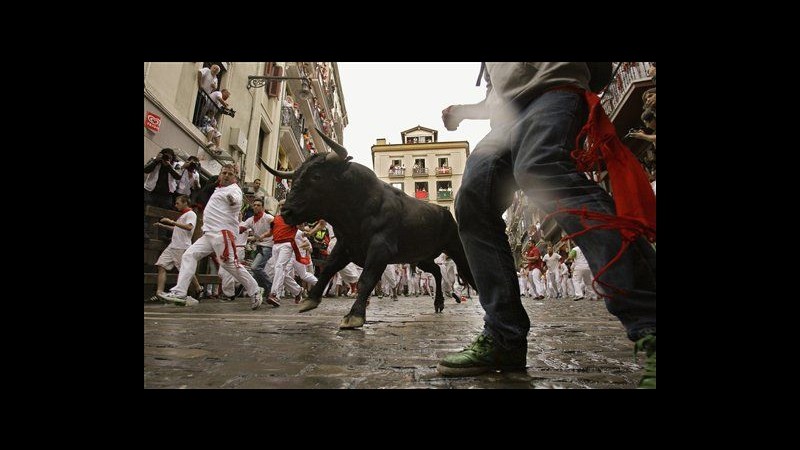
[371,126,469,218]
[143,61,348,212]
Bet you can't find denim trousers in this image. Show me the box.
[455,90,656,349]
[251,245,273,294]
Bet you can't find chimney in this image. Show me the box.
[376,138,387,145]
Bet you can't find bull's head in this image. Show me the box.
[264,127,351,225]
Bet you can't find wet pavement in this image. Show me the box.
[144,293,645,389]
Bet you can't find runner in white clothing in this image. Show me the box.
[158,164,263,308]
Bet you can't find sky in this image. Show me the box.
[335,63,491,169]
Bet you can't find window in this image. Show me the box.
[438,157,449,168]
[414,182,429,199]
[391,182,404,191]
[391,159,401,168]
[414,158,426,168]
[436,181,453,200]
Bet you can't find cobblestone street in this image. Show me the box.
[144,293,644,389]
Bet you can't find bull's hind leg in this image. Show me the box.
[418,260,445,313]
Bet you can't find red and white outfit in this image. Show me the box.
[155,208,196,271]
[268,215,302,298]
[525,245,545,298]
[168,183,259,298]
[220,220,249,297]
[292,229,318,288]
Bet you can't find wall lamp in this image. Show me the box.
[247,75,312,99]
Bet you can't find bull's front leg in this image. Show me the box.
[340,264,385,329]
[417,260,445,313]
[299,245,350,313]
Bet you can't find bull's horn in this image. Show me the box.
[315,127,348,160]
[264,164,295,179]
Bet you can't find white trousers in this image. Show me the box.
[171,232,258,298]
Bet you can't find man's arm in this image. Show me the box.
[159,217,193,231]
[441,99,488,131]
[144,156,160,173]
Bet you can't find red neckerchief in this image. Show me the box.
[253,211,264,223]
[546,90,656,298]
[179,208,192,215]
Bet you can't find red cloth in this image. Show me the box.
[547,90,656,296]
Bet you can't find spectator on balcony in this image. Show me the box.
[200,114,223,154]
[647,62,656,84]
[283,95,295,109]
[198,64,220,95]
[209,88,231,118]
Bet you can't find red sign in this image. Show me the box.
[145,112,161,132]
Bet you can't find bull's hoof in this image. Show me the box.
[298,298,321,312]
[339,314,365,329]
[435,300,444,313]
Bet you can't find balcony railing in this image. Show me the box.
[437,190,453,201]
[414,190,429,200]
[388,167,406,177]
[600,62,654,118]
[192,89,235,128]
[412,167,428,176]
[435,166,452,176]
[281,106,304,147]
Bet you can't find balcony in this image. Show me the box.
[388,167,406,177]
[279,106,306,169]
[412,167,429,177]
[435,166,452,176]
[436,190,453,201]
[600,62,654,122]
[281,106,303,145]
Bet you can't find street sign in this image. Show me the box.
[145,112,161,132]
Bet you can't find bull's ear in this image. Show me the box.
[345,156,353,162]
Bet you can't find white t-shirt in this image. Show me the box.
[295,229,312,260]
[176,169,200,195]
[202,183,242,233]
[170,209,197,250]
[543,253,561,271]
[571,246,590,270]
[210,90,225,108]
[199,67,218,94]
[242,212,274,247]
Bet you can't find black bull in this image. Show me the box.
[266,128,476,329]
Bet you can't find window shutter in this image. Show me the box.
[268,66,283,98]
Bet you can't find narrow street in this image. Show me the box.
[144,294,643,388]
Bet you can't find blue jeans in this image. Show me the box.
[251,245,273,294]
[455,90,656,349]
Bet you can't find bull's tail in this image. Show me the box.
[443,214,477,293]
[448,238,477,293]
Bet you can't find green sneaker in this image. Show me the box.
[634,334,656,389]
[437,334,527,377]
